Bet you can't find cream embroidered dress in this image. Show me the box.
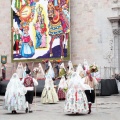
[64,72,88,114]
[4,73,27,112]
[41,75,59,104]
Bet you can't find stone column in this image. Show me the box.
[108,18,120,73]
[108,0,120,73]
[113,28,120,73]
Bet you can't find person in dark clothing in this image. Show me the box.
[21,69,38,113]
[1,64,6,80]
[84,70,98,114]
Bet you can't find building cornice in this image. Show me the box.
[108,16,120,23]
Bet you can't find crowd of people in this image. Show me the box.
[3,59,100,115]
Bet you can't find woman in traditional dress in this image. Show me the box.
[59,62,66,77]
[16,62,24,79]
[41,75,59,104]
[76,63,85,78]
[4,73,27,114]
[22,63,31,78]
[23,65,27,78]
[67,61,74,74]
[45,61,55,79]
[83,59,89,76]
[57,76,67,100]
[20,26,35,58]
[36,63,45,79]
[64,72,89,114]
[66,61,74,84]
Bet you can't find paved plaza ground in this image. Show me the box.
[0,94,120,120]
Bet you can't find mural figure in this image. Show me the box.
[11,0,70,61]
[34,13,42,49]
[48,1,64,58]
[20,25,35,58]
[48,0,70,58]
[12,27,21,55]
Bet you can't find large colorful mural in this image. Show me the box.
[11,0,70,61]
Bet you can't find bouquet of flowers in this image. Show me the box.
[89,65,98,73]
[33,67,39,75]
[63,87,68,93]
[63,83,68,93]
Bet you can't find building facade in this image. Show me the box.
[0,0,120,79]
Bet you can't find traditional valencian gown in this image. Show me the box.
[16,62,24,79]
[64,72,89,114]
[66,61,74,84]
[36,63,45,79]
[57,63,67,100]
[57,76,67,100]
[76,63,85,78]
[4,73,27,113]
[41,75,59,104]
[46,61,55,79]
[59,63,66,77]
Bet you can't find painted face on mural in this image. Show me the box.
[38,15,41,21]
[23,27,29,34]
[16,29,19,34]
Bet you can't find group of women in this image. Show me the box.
[3,60,98,115]
[41,60,98,114]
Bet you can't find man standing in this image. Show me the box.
[21,69,38,113]
[1,64,6,80]
[84,70,98,114]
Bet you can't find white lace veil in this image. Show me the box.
[16,62,23,71]
[45,75,54,90]
[5,73,27,103]
[68,61,74,73]
[76,64,84,76]
[58,76,67,89]
[16,62,24,78]
[38,63,45,74]
[46,61,55,78]
[60,63,66,71]
[68,72,90,90]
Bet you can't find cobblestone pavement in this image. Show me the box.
[0,94,120,120]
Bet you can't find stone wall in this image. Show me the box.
[0,0,118,79]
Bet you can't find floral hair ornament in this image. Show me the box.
[89,63,98,73]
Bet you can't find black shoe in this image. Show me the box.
[12,110,17,114]
[88,110,91,114]
[25,108,28,113]
[14,111,17,114]
[29,110,33,113]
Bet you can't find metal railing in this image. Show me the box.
[99,66,116,79]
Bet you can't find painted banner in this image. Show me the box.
[11,0,70,61]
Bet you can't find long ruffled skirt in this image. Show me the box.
[41,87,59,104]
[57,88,65,100]
[64,88,88,114]
[4,95,26,112]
